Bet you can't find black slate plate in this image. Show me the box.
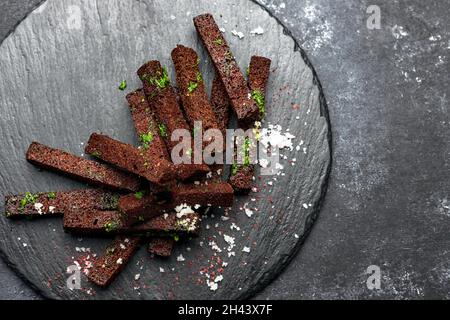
[0,0,331,299]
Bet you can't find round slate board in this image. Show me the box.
[0,0,331,299]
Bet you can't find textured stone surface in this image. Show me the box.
[0,0,330,299]
[4,0,448,301]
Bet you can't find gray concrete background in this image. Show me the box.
[0,0,449,299]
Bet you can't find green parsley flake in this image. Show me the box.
[231,163,239,176]
[134,191,144,199]
[188,81,198,93]
[19,192,39,211]
[243,137,252,166]
[251,90,265,117]
[47,192,57,200]
[158,123,168,137]
[119,80,127,91]
[104,220,120,233]
[196,72,203,83]
[213,38,223,45]
[143,68,170,89]
[140,132,153,149]
[91,150,102,158]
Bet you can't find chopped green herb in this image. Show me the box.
[19,192,39,211]
[213,38,223,45]
[104,220,120,233]
[134,191,144,200]
[173,234,180,242]
[91,150,102,158]
[195,58,200,66]
[143,68,170,89]
[252,90,265,117]
[186,148,193,156]
[231,163,239,176]
[188,81,198,93]
[243,137,252,166]
[158,123,168,137]
[140,132,153,149]
[119,80,127,91]
[101,193,120,210]
[106,246,116,255]
[149,91,158,99]
[47,192,57,200]
[224,50,233,61]
[192,126,200,137]
[246,66,250,77]
[138,216,145,222]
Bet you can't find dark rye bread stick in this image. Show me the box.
[126,90,180,254]
[137,61,210,181]
[63,207,201,236]
[171,45,220,134]
[87,236,141,287]
[118,192,173,225]
[85,133,175,186]
[4,189,119,218]
[118,181,234,218]
[193,13,259,127]
[248,55,272,118]
[26,142,141,192]
[148,238,175,257]
[230,56,272,194]
[126,89,169,163]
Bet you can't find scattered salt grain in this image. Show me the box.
[242,246,251,253]
[250,26,264,35]
[231,30,245,39]
[175,203,195,218]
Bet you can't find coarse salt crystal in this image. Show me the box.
[250,26,264,35]
[177,254,186,262]
[116,258,123,265]
[242,246,251,253]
